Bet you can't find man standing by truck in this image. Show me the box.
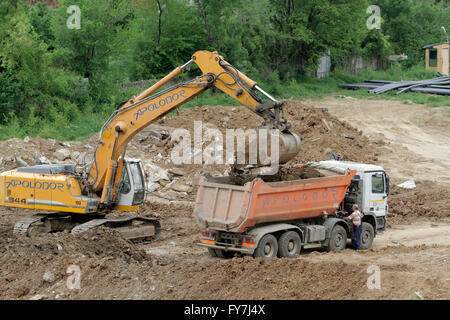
[345,204,363,250]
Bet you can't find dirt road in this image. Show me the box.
[306,97,450,185]
[374,222,450,248]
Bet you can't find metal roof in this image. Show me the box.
[422,42,450,49]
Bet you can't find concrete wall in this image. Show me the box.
[341,55,388,74]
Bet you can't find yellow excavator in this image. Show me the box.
[0,51,301,242]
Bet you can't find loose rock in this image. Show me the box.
[54,149,71,161]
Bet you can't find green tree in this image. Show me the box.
[193,0,269,74]
[374,0,450,66]
[128,0,208,80]
[0,1,81,124]
[29,1,55,47]
[52,0,135,102]
[266,0,370,77]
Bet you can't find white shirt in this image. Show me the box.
[349,210,362,226]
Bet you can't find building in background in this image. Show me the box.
[423,42,450,75]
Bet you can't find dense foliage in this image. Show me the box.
[0,0,448,139]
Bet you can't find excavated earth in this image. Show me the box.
[0,98,449,300]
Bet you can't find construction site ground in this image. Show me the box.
[0,97,448,300]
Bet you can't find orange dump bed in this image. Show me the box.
[194,169,356,233]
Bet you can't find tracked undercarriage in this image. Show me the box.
[13,213,161,244]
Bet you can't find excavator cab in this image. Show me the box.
[116,159,146,211]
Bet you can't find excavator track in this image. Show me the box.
[71,216,161,244]
[13,214,49,236]
[13,213,161,244]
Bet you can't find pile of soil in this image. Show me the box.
[387,181,450,225]
[222,165,324,186]
[264,165,324,181]
[157,100,384,165]
[0,100,446,226]
[0,227,153,299]
[152,256,368,300]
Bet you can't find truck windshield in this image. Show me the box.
[371,173,385,193]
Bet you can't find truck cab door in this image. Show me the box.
[366,171,388,217]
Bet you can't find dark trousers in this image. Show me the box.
[353,224,362,250]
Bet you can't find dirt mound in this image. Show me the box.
[0,227,147,261]
[216,165,324,186]
[264,165,324,181]
[156,100,384,165]
[387,181,450,225]
[0,227,153,299]
[0,100,446,226]
[283,100,384,164]
[152,256,367,300]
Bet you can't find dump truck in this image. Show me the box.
[194,160,389,259]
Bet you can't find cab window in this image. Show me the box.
[129,162,145,191]
[121,169,131,194]
[371,173,384,193]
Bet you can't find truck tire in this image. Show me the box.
[254,234,278,259]
[278,231,301,258]
[208,248,218,257]
[215,249,235,259]
[360,222,374,250]
[327,225,347,251]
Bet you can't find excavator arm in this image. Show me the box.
[85,51,300,206]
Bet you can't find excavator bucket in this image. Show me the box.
[278,131,302,164]
[238,130,301,166]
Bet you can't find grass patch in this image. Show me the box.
[0,105,115,141]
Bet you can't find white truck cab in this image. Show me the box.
[319,160,389,232]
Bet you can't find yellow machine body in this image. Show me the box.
[0,169,97,214]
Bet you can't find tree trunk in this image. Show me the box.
[197,0,214,42]
[156,0,163,44]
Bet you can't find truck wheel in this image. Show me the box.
[278,231,301,258]
[208,248,218,257]
[215,249,235,259]
[328,225,347,251]
[254,234,278,259]
[360,222,375,250]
